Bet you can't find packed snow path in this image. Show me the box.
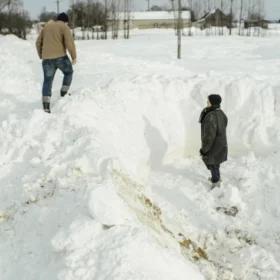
[1,30,280,280]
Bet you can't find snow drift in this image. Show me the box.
[1,31,280,280]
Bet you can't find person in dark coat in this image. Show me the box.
[199,94,228,188]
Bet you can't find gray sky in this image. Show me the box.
[23,0,280,20]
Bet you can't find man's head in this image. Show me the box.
[57,12,69,23]
[208,94,222,107]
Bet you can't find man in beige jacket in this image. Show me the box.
[36,12,77,113]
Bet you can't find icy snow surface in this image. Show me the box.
[0,30,280,280]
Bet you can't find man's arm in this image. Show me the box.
[35,30,43,59]
[63,26,77,63]
[201,113,217,155]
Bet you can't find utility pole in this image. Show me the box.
[55,0,64,14]
[56,0,60,13]
[146,0,150,11]
[177,0,182,59]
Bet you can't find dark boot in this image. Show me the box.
[61,90,71,97]
[61,90,67,97]
[43,102,51,113]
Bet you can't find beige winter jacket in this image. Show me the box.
[36,20,77,60]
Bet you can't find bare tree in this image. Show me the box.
[69,1,107,40]
[0,0,31,39]
[111,0,121,39]
[39,7,56,22]
[104,0,108,39]
[238,0,243,35]
[229,0,233,35]
[0,0,8,11]
[123,0,131,39]
[177,0,182,58]
[187,0,193,36]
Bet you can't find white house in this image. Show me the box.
[110,11,191,30]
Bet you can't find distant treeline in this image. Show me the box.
[0,0,31,39]
[39,2,107,28]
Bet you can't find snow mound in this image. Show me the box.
[52,218,204,280]
[88,182,135,226]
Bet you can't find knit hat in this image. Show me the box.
[57,12,69,23]
[208,94,222,106]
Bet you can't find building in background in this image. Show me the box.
[194,9,231,29]
[109,11,191,30]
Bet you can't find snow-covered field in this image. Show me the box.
[0,29,280,280]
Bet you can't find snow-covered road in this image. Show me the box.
[1,30,280,280]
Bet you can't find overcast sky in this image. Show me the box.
[22,0,280,20]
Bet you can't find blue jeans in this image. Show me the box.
[42,55,73,102]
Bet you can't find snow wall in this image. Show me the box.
[0,35,279,183]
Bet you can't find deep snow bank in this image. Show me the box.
[48,71,280,181]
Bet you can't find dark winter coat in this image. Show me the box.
[199,106,228,166]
